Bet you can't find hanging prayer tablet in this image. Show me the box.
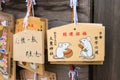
[15,16,47,75]
[15,16,48,48]
[15,17,47,32]
[20,70,56,80]
[0,25,11,79]
[0,61,16,80]
[18,62,45,75]
[13,30,44,64]
[0,12,14,32]
[47,23,105,64]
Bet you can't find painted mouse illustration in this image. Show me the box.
[54,42,70,59]
[79,37,95,59]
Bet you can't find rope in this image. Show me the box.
[70,0,78,27]
[23,0,36,31]
[34,72,37,80]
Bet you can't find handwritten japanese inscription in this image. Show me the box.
[47,23,105,62]
[13,30,44,64]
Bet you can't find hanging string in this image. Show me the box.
[70,0,78,27]
[1,0,5,3]
[68,65,80,80]
[0,0,5,11]
[34,72,37,80]
[31,0,36,16]
[24,1,37,78]
[23,0,36,31]
[0,0,5,3]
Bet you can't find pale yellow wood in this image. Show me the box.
[15,16,48,49]
[0,26,12,79]
[72,8,74,23]
[15,16,48,74]
[18,62,45,75]
[9,33,16,80]
[9,61,16,80]
[0,61,16,80]
[47,23,105,64]
[13,30,44,64]
[0,12,14,32]
[20,70,56,80]
[15,16,48,48]
[8,32,15,76]
[15,16,48,33]
[0,73,4,80]
[9,32,13,58]
[7,30,11,76]
[40,71,56,80]
[50,61,103,65]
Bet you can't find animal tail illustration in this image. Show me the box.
[87,54,95,59]
[53,55,64,59]
[79,54,95,59]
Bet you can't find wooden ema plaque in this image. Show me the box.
[15,16,47,33]
[15,16,48,48]
[0,26,11,79]
[20,70,56,80]
[47,23,105,64]
[0,12,14,79]
[18,63,45,76]
[0,12,14,32]
[0,61,16,80]
[15,16,48,75]
[13,30,44,64]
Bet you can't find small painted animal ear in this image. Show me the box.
[58,43,63,47]
[86,37,91,41]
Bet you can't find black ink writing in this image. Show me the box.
[34,51,41,57]
[95,46,98,49]
[54,32,57,46]
[95,50,98,54]
[26,51,33,58]
[99,32,102,34]
[49,37,54,51]
[99,36,103,39]
[50,52,53,55]
[26,51,41,58]
[32,36,37,43]
[15,35,38,44]
[21,37,25,43]
[50,41,53,46]
[95,36,98,40]
[49,47,53,50]
[95,41,98,44]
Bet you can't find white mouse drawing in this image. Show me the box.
[54,42,70,59]
[80,37,95,59]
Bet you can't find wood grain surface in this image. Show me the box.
[92,0,120,80]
